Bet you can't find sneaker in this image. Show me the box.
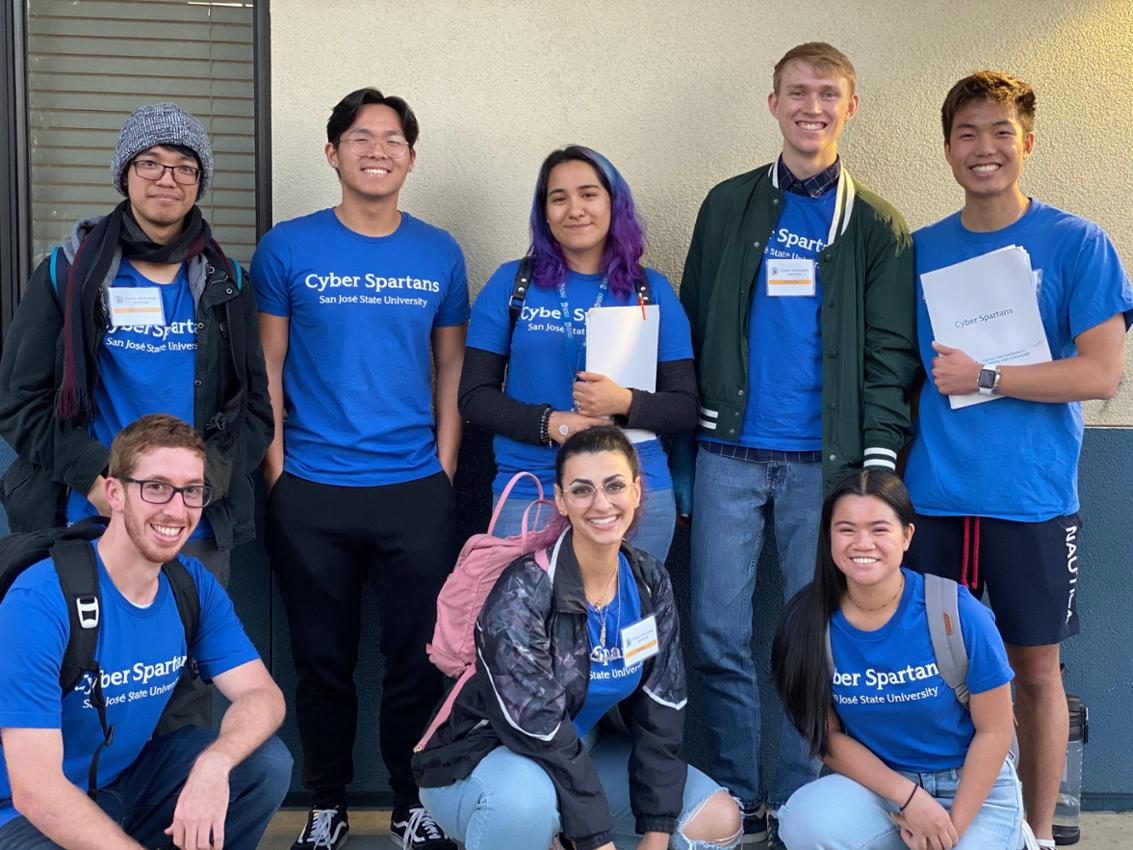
[291,805,349,849]
[765,810,785,849]
[389,804,456,849]
[731,796,768,845]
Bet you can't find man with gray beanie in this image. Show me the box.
[0,102,273,733]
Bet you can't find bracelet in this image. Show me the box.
[899,782,919,813]
[538,407,553,446]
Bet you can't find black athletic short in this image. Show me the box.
[905,513,1081,647]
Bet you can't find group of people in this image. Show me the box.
[0,36,1127,850]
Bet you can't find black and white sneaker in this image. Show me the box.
[389,804,456,849]
[291,805,349,849]
[731,796,768,845]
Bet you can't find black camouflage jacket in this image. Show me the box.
[412,530,687,850]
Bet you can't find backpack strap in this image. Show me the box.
[49,246,69,303]
[924,573,969,706]
[50,538,113,799]
[161,558,201,648]
[634,271,652,306]
[507,256,535,338]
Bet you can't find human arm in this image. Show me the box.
[257,312,289,490]
[432,323,466,481]
[860,209,919,476]
[944,683,1015,837]
[475,558,614,850]
[164,659,285,850]
[0,256,109,503]
[458,347,606,445]
[930,313,1127,402]
[1,727,146,850]
[572,359,698,432]
[823,710,958,849]
[619,556,687,842]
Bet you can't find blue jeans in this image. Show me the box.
[0,726,292,850]
[778,759,1024,849]
[420,732,738,850]
[689,448,822,808]
[492,487,677,564]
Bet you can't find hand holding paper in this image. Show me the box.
[572,372,632,418]
[930,341,981,396]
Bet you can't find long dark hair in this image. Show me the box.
[771,469,915,757]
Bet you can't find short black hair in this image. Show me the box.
[326,88,419,148]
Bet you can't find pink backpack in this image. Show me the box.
[415,471,567,753]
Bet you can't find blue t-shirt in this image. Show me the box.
[572,553,644,736]
[0,544,259,827]
[252,209,470,486]
[830,568,1014,772]
[468,261,693,498]
[66,261,211,540]
[906,201,1133,521]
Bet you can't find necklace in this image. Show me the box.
[846,573,905,613]
[587,561,622,663]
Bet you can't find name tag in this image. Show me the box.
[621,615,659,665]
[767,258,816,297]
[108,287,165,327]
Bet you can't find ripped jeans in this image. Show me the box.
[420,731,739,850]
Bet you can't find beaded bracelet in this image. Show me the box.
[538,407,553,446]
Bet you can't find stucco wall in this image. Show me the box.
[269,0,1133,422]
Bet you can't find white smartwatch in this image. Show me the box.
[977,364,1001,396]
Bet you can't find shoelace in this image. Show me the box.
[302,807,339,847]
[401,805,444,848]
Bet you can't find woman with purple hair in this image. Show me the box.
[459,146,697,562]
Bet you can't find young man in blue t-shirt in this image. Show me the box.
[0,414,290,850]
[252,88,468,850]
[679,42,918,842]
[0,102,273,735]
[904,71,1132,848]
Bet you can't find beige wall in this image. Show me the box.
[270,0,1133,424]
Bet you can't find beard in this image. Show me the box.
[122,505,191,564]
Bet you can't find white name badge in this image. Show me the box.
[620,614,660,666]
[767,258,816,297]
[108,287,165,327]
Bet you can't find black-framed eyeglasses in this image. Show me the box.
[131,159,201,185]
[119,477,213,508]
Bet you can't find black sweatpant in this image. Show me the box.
[267,470,457,809]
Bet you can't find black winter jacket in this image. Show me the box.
[0,219,272,549]
[413,530,688,850]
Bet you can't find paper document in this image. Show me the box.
[921,245,1051,409]
[585,305,660,442]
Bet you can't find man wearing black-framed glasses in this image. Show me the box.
[0,413,291,850]
[0,102,273,737]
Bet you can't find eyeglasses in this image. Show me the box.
[563,479,633,508]
[340,133,410,159]
[119,477,213,508]
[132,159,201,185]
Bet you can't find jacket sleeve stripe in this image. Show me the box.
[477,644,561,742]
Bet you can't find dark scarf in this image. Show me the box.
[57,200,232,422]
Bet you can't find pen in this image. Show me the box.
[638,293,647,320]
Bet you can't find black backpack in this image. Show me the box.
[0,516,200,798]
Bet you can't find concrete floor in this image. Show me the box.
[259,809,1132,849]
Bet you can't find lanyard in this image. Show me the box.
[557,276,608,376]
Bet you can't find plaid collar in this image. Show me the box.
[777,156,841,198]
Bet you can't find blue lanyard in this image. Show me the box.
[557,276,608,376]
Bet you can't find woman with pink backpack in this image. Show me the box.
[412,427,740,850]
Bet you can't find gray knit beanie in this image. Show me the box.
[111,102,213,197]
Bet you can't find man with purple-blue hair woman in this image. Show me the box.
[459,145,698,563]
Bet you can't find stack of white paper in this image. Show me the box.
[585,305,660,442]
[921,245,1051,409]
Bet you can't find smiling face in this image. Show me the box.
[829,493,913,590]
[325,103,415,203]
[125,145,199,238]
[554,449,641,550]
[768,59,859,176]
[545,159,612,273]
[106,446,204,565]
[944,98,1034,202]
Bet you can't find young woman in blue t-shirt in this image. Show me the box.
[415,427,739,850]
[771,470,1026,849]
[459,146,697,562]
